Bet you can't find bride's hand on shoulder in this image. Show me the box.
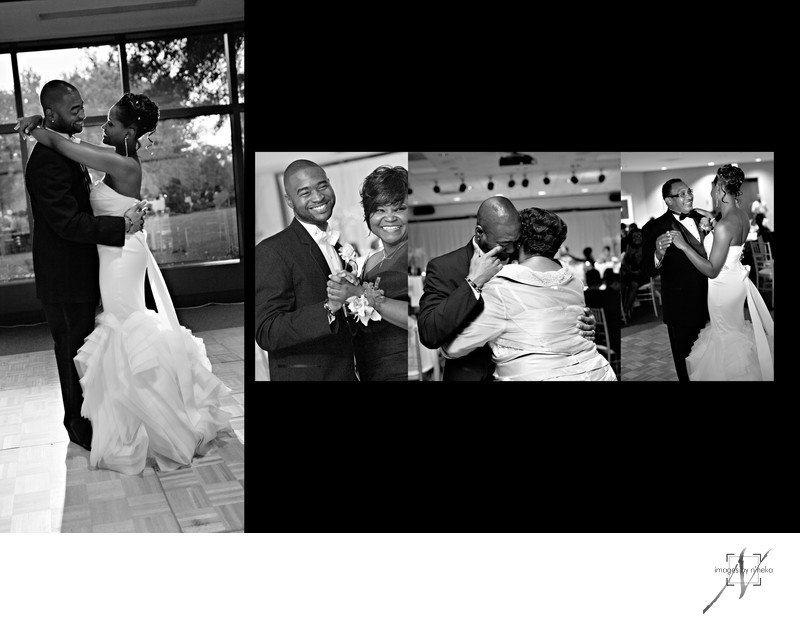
[14,114,43,138]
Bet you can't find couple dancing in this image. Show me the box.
[418,196,615,381]
[16,80,232,476]
[255,160,408,381]
[642,165,774,381]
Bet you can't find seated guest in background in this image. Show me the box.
[597,245,613,264]
[582,247,596,268]
[620,228,648,320]
[603,268,621,293]
[441,207,615,381]
[584,268,621,362]
[755,212,774,251]
[621,222,638,253]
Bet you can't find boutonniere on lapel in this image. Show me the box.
[337,242,359,275]
[699,216,714,234]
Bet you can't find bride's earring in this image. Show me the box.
[124,136,129,158]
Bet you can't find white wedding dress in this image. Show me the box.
[686,245,774,381]
[74,179,232,475]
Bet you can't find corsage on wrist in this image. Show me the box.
[345,277,384,325]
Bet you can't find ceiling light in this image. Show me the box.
[570,173,579,184]
[538,191,546,196]
[521,175,529,187]
[707,162,715,166]
[433,182,440,193]
[487,176,494,191]
[661,166,668,170]
[755,158,762,162]
[543,173,550,185]
[581,188,589,193]
[453,197,461,202]
[508,176,516,188]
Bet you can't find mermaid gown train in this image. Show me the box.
[686,245,774,381]
[74,180,232,475]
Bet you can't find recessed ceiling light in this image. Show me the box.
[581,188,589,193]
[731,163,738,167]
[707,162,715,166]
[453,197,461,202]
[755,158,762,162]
[538,191,546,196]
[661,167,668,171]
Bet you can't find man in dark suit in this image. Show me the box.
[641,178,710,381]
[417,196,515,381]
[255,159,356,381]
[24,80,145,451]
[418,196,596,381]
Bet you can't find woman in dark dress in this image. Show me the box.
[326,165,409,381]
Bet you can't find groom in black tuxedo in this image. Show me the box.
[24,80,144,450]
[641,178,710,381]
[255,159,356,381]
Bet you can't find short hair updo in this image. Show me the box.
[115,93,159,140]
[360,165,407,223]
[518,207,568,259]
[714,164,745,203]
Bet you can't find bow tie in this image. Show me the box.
[315,228,339,246]
[670,209,702,222]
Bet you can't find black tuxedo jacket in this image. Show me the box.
[641,211,709,328]
[417,240,493,381]
[255,218,356,381]
[25,142,124,303]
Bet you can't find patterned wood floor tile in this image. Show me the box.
[1,326,244,533]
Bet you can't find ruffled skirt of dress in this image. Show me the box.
[686,265,774,381]
[74,309,233,475]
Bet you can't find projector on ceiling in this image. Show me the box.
[499,153,536,167]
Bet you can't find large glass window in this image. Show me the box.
[17,46,122,118]
[0,26,243,283]
[126,34,229,109]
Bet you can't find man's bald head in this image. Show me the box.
[40,80,79,111]
[477,196,519,227]
[283,159,323,191]
[475,196,521,261]
[39,80,85,135]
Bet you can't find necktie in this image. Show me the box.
[315,228,342,272]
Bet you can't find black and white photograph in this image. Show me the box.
[1,0,244,534]
[409,151,621,381]
[620,152,774,381]
[254,151,408,382]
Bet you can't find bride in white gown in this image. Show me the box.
[19,94,232,474]
[668,164,774,381]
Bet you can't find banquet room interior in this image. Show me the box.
[620,152,774,382]
[0,0,244,532]
[408,151,622,381]
[254,151,408,381]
